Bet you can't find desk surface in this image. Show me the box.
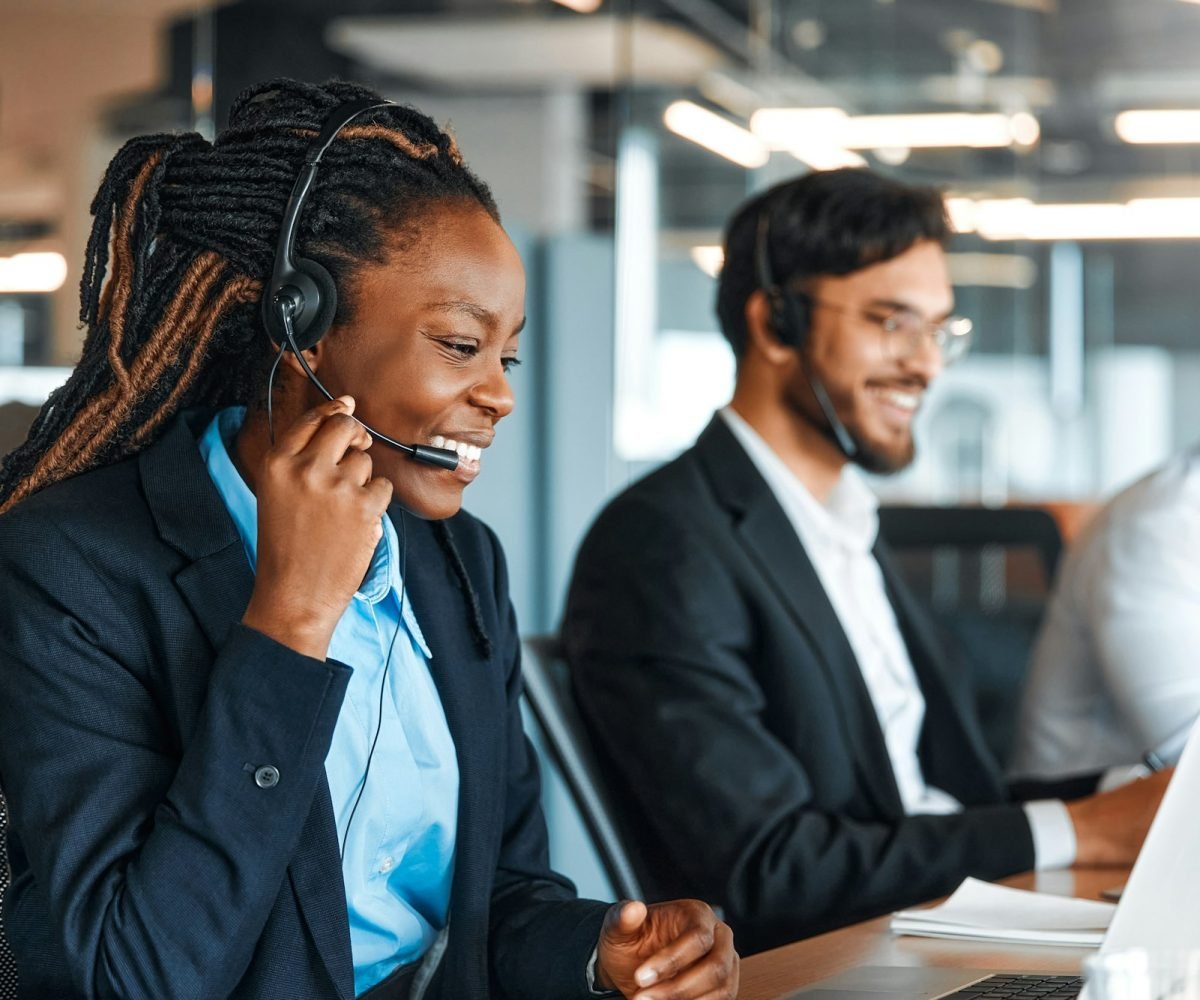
[737,867,1127,1000]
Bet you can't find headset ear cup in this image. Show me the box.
[288,257,338,351]
[781,293,811,351]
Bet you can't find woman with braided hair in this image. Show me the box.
[0,79,737,1000]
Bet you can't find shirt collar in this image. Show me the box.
[197,406,411,612]
[719,405,879,553]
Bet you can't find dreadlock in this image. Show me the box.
[434,520,494,660]
[0,77,498,656]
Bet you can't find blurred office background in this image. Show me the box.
[3,0,1200,897]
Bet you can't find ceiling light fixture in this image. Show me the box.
[690,245,725,278]
[747,108,866,169]
[948,196,1200,241]
[1114,109,1200,144]
[550,0,603,12]
[752,108,1040,151]
[0,251,68,294]
[663,101,770,168]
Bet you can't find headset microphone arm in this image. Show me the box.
[279,307,460,471]
[805,366,859,460]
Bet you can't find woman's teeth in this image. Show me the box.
[880,390,920,412]
[430,436,483,462]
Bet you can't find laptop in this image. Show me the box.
[783,720,1200,1000]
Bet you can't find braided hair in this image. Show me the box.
[0,77,498,655]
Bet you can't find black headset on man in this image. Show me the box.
[260,98,460,473]
[753,211,860,460]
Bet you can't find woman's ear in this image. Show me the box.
[744,289,798,367]
[276,335,326,380]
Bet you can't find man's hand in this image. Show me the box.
[595,899,738,1000]
[1067,767,1173,866]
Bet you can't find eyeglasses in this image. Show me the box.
[807,296,974,366]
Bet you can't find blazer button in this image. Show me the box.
[254,765,280,789]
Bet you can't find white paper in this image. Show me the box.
[890,877,1115,947]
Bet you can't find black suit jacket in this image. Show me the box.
[0,410,608,1000]
[563,416,1036,955]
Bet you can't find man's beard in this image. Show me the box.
[791,373,919,476]
[851,431,916,476]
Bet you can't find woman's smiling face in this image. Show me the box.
[307,199,525,520]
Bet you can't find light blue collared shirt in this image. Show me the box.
[199,407,460,997]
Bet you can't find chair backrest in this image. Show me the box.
[1,787,17,999]
[521,636,644,902]
[877,505,1065,766]
[878,505,1063,587]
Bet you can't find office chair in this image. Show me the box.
[521,636,644,902]
[1,787,16,1000]
[877,505,1064,766]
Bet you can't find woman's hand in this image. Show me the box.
[595,899,738,1000]
[242,396,393,659]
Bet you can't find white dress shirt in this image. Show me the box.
[720,407,1075,868]
[1012,446,1200,780]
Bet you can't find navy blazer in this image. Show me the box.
[564,415,1035,954]
[0,410,608,999]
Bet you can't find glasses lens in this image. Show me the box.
[940,317,973,364]
[882,311,926,361]
[880,311,973,364]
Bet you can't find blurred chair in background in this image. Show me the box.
[521,636,644,902]
[878,505,1065,767]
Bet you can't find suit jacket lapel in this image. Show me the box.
[395,515,505,923]
[876,544,1006,804]
[140,411,355,999]
[140,410,256,655]
[694,417,904,817]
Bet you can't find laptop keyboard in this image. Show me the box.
[949,974,1082,1000]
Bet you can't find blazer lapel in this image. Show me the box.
[877,546,1006,804]
[395,515,505,924]
[694,416,904,817]
[140,411,355,998]
[139,410,255,654]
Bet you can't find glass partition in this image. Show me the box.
[614,0,1200,506]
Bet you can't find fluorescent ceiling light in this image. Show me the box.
[663,101,769,168]
[0,252,67,293]
[751,108,1039,150]
[949,196,1200,241]
[847,112,1039,148]
[690,245,724,278]
[1114,109,1200,144]
[747,108,866,169]
[551,0,603,10]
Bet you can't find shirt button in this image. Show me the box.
[378,856,395,874]
[254,765,280,789]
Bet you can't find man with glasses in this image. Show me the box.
[562,169,1168,954]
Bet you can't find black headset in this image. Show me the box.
[261,98,460,472]
[754,212,811,352]
[753,211,858,459]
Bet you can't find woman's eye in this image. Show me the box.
[446,341,478,357]
[501,356,522,373]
